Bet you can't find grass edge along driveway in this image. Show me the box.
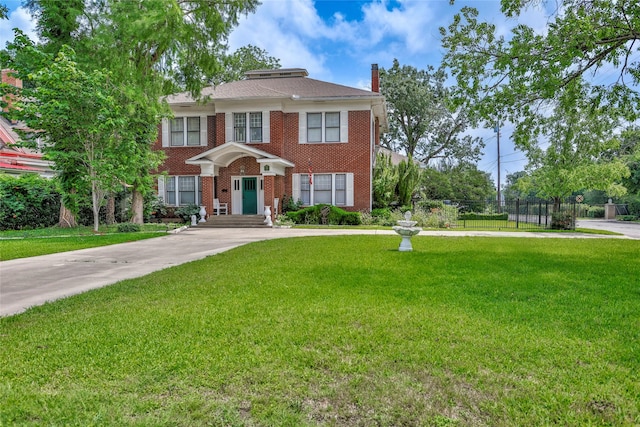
[1,235,639,426]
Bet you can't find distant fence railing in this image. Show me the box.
[428,198,578,231]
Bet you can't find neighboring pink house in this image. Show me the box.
[1,70,54,178]
[154,65,386,218]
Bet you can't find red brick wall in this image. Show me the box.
[153,116,215,175]
[153,109,374,211]
[281,110,372,211]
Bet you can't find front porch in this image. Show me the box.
[186,142,294,221]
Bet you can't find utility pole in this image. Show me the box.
[494,123,501,213]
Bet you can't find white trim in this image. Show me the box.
[232,177,242,214]
[200,115,208,146]
[294,172,354,207]
[262,110,270,143]
[259,177,264,213]
[160,175,203,206]
[299,113,306,143]
[299,111,348,144]
[225,112,233,143]
[340,111,348,143]
[346,173,354,206]
[157,175,165,201]
[161,118,169,147]
[292,173,301,203]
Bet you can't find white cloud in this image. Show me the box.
[0,7,37,50]
[360,0,438,54]
[229,0,332,78]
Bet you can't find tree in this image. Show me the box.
[516,80,630,211]
[441,0,640,145]
[213,45,281,85]
[12,0,262,224]
[372,152,398,208]
[420,161,495,202]
[396,158,422,207]
[10,47,140,232]
[502,171,535,200]
[379,59,484,164]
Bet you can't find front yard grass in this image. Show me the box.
[0,224,181,261]
[1,236,639,426]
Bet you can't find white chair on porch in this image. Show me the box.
[213,198,228,215]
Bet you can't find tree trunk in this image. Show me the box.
[106,195,116,225]
[130,188,144,224]
[58,203,77,228]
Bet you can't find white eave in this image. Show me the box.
[186,142,294,176]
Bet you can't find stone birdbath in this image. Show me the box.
[392,211,421,252]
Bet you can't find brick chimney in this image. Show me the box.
[371,64,379,93]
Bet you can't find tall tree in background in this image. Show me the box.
[421,161,494,202]
[441,0,640,146]
[379,59,484,164]
[5,0,262,224]
[214,45,281,85]
[516,80,630,211]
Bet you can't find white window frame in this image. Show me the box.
[227,112,269,143]
[158,176,203,206]
[292,173,353,207]
[162,116,208,147]
[299,111,348,143]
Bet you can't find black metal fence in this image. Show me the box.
[436,198,577,231]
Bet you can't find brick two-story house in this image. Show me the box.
[154,65,386,220]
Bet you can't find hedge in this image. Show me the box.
[0,174,61,230]
[459,212,508,221]
[286,204,362,225]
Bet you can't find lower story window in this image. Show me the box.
[294,172,351,206]
[162,176,203,206]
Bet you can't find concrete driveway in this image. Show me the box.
[577,219,640,239]
[1,225,637,317]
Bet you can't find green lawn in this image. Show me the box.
[0,224,181,261]
[1,236,639,426]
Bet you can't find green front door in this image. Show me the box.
[242,177,257,214]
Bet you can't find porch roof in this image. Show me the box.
[185,142,294,170]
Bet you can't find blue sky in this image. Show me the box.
[2,0,556,187]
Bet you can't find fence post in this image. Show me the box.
[516,198,520,229]
[538,201,542,226]
[545,201,549,227]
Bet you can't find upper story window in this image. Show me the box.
[301,111,347,143]
[234,112,263,142]
[171,117,201,146]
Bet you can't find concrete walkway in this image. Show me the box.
[1,225,637,317]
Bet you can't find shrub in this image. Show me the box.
[627,199,640,217]
[286,205,362,225]
[0,174,61,230]
[175,204,201,223]
[281,194,303,213]
[117,222,141,232]
[459,212,509,221]
[616,215,638,221]
[148,197,168,223]
[587,206,605,218]
[551,211,575,230]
